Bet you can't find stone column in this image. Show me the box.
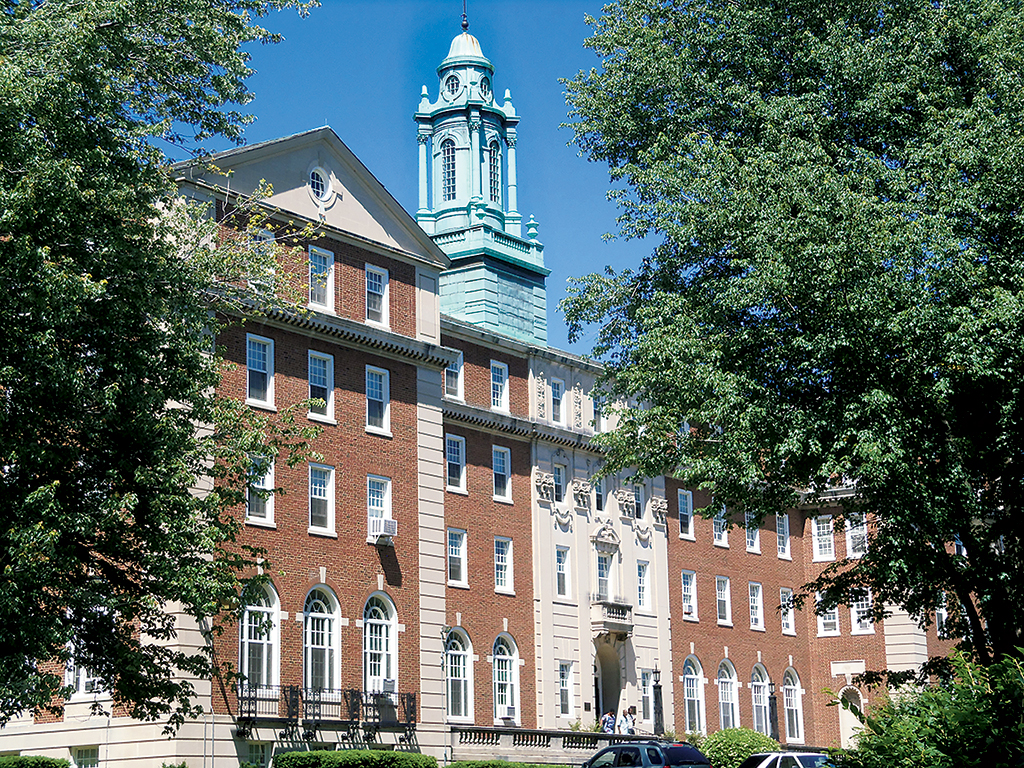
[468,116,481,199]
[506,134,518,214]
[417,131,431,213]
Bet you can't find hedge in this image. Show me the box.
[0,759,70,768]
[449,762,553,768]
[701,728,780,768]
[273,750,437,768]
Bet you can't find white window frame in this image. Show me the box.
[362,594,397,694]
[366,474,392,542]
[365,264,389,327]
[308,463,335,536]
[751,665,770,735]
[245,334,274,409]
[552,464,566,504]
[239,585,280,691]
[717,661,739,730]
[777,512,791,559]
[714,506,729,547]
[783,669,805,743]
[558,661,574,718]
[749,581,764,630]
[303,587,340,691]
[813,515,835,561]
[365,365,391,436]
[445,351,464,401]
[682,656,706,735]
[780,587,796,636]
[73,747,100,768]
[596,552,612,602]
[594,476,604,512]
[846,514,868,558]
[247,742,270,768]
[448,528,468,587]
[492,635,520,723]
[551,378,565,425]
[936,591,949,638]
[307,350,335,423]
[490,361,509,412]
[492,446,511,502]
[445,629,473,721]
[816,592,840,637]
[640,669,652,724]
[66,646,103,700]
[494,536,514,594]
[716,575,732,625]
[637,560,650,611]
[678,490,694,539]
[246,456,274,527]
[555,546,570,598]
[633,483,645,519]
[850,589,875,635]
[745,511,760,553]
[681,570,698,621]
[445,434,467,493]
[308,245,334,311]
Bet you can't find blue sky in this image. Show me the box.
[218,0,653,354]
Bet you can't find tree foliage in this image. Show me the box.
[701,728,780,768]
[0,0,313,726]
[563,0,1024,664]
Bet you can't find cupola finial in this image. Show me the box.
[461,0,469,31]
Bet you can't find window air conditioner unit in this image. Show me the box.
[369,517,398,542]
[383,678,396,693]
[505,706,517,719]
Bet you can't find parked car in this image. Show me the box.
[582,741,712,768]
[736,753,830,768]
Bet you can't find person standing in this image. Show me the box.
[601,708,616,733]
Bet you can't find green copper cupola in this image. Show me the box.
[415,20,548,345]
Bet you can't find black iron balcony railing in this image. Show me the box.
[236,685,416,738]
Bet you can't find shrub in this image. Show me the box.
[449,763,552,768]
[274,750,437,768]
[701,728,780,768]
[0,759,70,768]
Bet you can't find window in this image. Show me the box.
[817,593,840,636]
[714,506,728,547]
[596,553,612,601]
[813,515,835,561]
[247,743,270,768]
[308,464,335,534]
[304,588,338,691]
[594,477,604,512]
[751,665,770,735]
[246,334,274,407]
[445,352,464,400]
[551,379,565,424]
[366,475,391,540]
[494,537,513,592]
[718,661,739,730]
[365,264,389,325]
[366,366,390,434]
[446,435,466,492]
[781,587,796,635]
[745,511,760,552]
[851,590,874,634]
[783,669,804,742]
[489,141,502,204]
[308,246,334,309]
[553,464,565,503]
[308,351,334,420]
[66,647,101,698]
[640,669,652,722]
[445,75,460,96]
[749,582,764,630]
[683,657,706,734]
[558,661,572,716]
[681,570,697,620]
[445,629,472,719]
[637,561,650,610]
[777,512,791,558]
[846,514,868,558]
[240,585,278,690]
[492,636,519,721]
[936,591,949,637]
[678,490,694,539]
[492,446,511,501]
[555,547,570,597]
[441,139,456,201]
[490,361,509,411]
[246,456,274,525]
[716,576,732,625]
[73,748,99,768]
[363,595,396,694]
[448,529,467,586]
[633,484,644,518]
[593,393,606,432]
[309,168,329,201]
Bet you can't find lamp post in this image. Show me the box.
[768,682,780,741]
[652,668,664,737]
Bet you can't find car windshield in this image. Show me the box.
[662,745,711,766]
[797,757,829,768]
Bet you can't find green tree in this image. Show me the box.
[0,0,313,726]
[701,728,779,768]
[563,0,1024,666]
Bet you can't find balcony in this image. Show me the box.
[235,685,415,741]
[590,595,633,638]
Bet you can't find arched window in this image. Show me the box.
[751,665,770,735]
[718,660,739,729]
[240,585,279,691]
[783,668,804,743]
[492,635,519,722]
[682,656,705,734]
[445,628,472,719]
[304,587,338,691]
[363,594,396,695]
[488,141,501,204]
[441,139,457,202]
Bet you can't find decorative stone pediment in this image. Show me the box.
[534,469,554,501]
[650,495,668,525]
[614,488,636,518]
[572,478,592,511]
[590,518,620,553]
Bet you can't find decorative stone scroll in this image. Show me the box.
[650,496,669,525]
[635,523,653,545]
[590,518,620,554]
[535,373,546,420]
[573,382,584,430]
[553,505,573,531]
[572,478,592,511]
[614,488,636,518]
[534,469,554,502]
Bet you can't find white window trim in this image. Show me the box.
[846,515,868,559]
[557,661,575,719]
[308,245,335,312]
[777,512,792,559]
[491,635,521,725]
[555,546,571,599]
[308,463,336,536]
[816,592,840,637]
[552,463,567,504]
[551,378,566,426]
[73,747,100,768]
[850,590,875,635]
[783,670,805,744]
[445,629,474,723]
[246,457,275,528]
[490,361,509,413]
[366,474,393,543]
[245,333,275,410]
[445,434,467,494]
[239,585,280,691]
[494,536,514,594]
[681,569,698,621]
[365,263,390,328]
[678,490,694,540]
[307,350,335,424]
[682,656,707,736]
[447,528,468,587]
[745,511,760,553]
[780,587,796,636]
[813,515,836,562]
[713,506,729,548]
[717,661,740,730]
[365,365,392,437]
[445,351,464,401]
[303,586,341,691]
[716,575,733,626]
[749,581,765,631]
[492,446,512,503]
[637,560,651,612]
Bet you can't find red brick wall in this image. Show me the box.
[444,333,529,418]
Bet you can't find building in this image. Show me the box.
[0,20,951,768]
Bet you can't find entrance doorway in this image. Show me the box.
[594,642,621,721]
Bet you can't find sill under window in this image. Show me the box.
[683,614,699,622]
[751,625,766,633]
[746,547,761,555]
[365,426,393,438]
[245,518,277,530]
[494,496,514,505]
[446,486,469,496]
[782,630,797,637]
[495,588,516,596]
[308,527,337,538]
[679,533,696,541]
[717,620,733,627]
[246,399,277,412]
[307,412,338,426]
[713,540,729,549]
[813,555,835,563]
[448,581,470,590]
[777,552,793,561]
